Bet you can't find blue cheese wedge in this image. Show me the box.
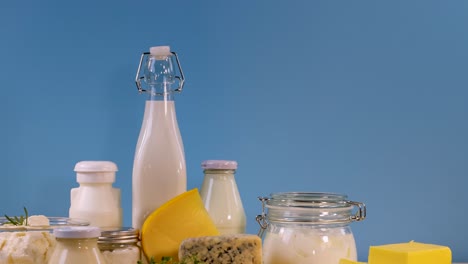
[178,234,262,264]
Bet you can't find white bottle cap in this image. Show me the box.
[150,46,171,58]
[74,161,118,183]
[202,160,238,170]
[54,226,101,239]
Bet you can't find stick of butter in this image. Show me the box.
[368,241,451,264]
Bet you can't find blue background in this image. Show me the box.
[1,0,467,261]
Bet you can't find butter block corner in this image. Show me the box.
[368,241,451,264]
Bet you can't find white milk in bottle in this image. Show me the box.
[132,46,187,229]
[200,160,246,234]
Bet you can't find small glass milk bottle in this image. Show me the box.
[200,160,246,234]
[49,227,106,264]
[132,46,187,229]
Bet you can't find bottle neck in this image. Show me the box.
[78,182,113,188]
[147,83,176,101]
[203,169,236,176]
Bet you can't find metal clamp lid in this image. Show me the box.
[135,51,185,94]
[256,193,366,238]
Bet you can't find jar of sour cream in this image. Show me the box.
[256,192,366,264]
[48,226,106,264]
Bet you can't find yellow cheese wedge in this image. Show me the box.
[141,188,220,261]
[339,259,366,264]
[368,241,451,264]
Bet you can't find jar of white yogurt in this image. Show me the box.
[256,192,366,264]
[49,226,106,264]
[98,227,140,264]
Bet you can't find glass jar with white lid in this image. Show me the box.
[200,160,246,235]
[256,192,366,264]
[48,226,106,264]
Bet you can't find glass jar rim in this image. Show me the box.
[257,192,366,225]
[266,192,351,209]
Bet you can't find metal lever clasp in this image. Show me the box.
[135,51,185,94]
[256,196,269,238]
[347,200,366,222]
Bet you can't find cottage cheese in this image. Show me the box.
[0,231,56,264]
[263,228,357,264]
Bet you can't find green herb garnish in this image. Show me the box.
[137,256,204,264]
[3,207,29,226]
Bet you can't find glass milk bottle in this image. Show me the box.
[49,227,106,264]
[69,161,122,228]
[200,160,246,234]
[132,46,187,229]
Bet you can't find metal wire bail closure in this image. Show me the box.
[135,51,185,93]
[348,200,366,222]
[256,192,366,237]
[256,197,269,238]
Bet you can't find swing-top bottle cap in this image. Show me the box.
[150,46,171,58]
[202,160,238,170]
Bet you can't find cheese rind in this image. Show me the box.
[368,241,451,264]
[178,234,262,264]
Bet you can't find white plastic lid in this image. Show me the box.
[74,161,118,172]
[74,161,118,183]
[150,46,171,57]
[54,226,101,239]
[202,160,238,170]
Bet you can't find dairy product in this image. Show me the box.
[179,234,262,264]
[263,227,357,264]
[98,227,140,264]
[200,160,246,235]
[140,189,219,261]
[368,241,451,264]
[1,215,49,228]
[48,227,106,264]
[69,161,122,228]
[133,100,187,229]
[101,247,140,264]
[0,231,56,264]
[27,215,49,226]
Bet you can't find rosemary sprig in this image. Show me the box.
[3,207,29,226]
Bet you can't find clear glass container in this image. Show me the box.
[257,192,366,264]
[98,227,141,264]
[200,160,246,234]
[0,217,90,264]
[48,226,106,264]
[132,46,187,230]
